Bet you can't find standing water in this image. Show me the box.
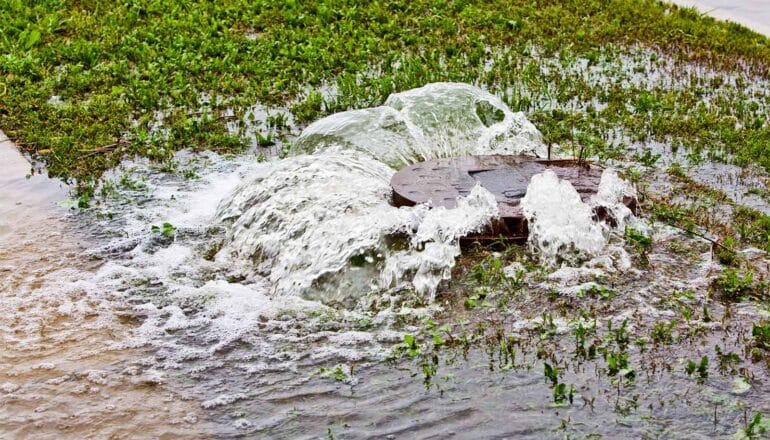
[2,80,770,438]
[0,132,206,438]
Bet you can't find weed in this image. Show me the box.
[319,365,348,382]
[608,318,631,351]
[713,268,755,301]
[751,321,770,350]
[715,345,742,374]
[716,236,738,266]
[391,334,421,358]
[151,222,176,238]
[634,149,661,167]
[5,0,770,193]
[577,284,616,300]
[256,131,275,148]
[685,355,709,380]
[605,350,634,380]
[745,412,767,438]
[650,320,677,345]
[573,319,598,360]
[624,227,653,262]
[535,312,558,340]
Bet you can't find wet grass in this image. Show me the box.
[5,2,770,435]
[2,0,770,196]
[381,189,770,435]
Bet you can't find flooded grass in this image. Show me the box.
[2,0,770,196]
[3,1,770,439]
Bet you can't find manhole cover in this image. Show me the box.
[391,155,637,243]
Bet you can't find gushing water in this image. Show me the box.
[521,170,607,266]
[7,81,759,439]
[292,82,547,167]
[521,168,637,267]
[216,83,543,305]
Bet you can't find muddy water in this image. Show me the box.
[2,73,770,440]
[0,132,204,439]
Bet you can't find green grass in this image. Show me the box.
[1,0,770,195]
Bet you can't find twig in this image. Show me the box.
[636,186,733,253]
[78,139,129,159]
[654,219,733,253]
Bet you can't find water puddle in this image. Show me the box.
[2,77,770,438]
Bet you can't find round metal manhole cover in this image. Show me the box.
[390,155,637,242]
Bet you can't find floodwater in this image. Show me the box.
[0,132,204,438]
[671,0,770,36]
[1,59,770,439]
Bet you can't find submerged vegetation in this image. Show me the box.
[2,0,770,196]
[4,0,770,438]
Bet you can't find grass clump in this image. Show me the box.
[713,268,756,301]
[2,0,770,194]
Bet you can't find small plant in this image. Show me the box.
[553,382,575,405]
[650,320,677,345]
[464,290,493,309]
[713,268,755,300]
[77,193,91,209]
[624,227,653,256]
[577,284,616,300]
[256,131,275,147]
[744,412,767,438]
[425,320,450,350]
[715,345,741,374]
[395,334,421,358]
[608,318,630,351]
[634,149,661,167]
[543,362,560,386]
[605,350,635,380]
[716,236,738,266]
[667,162,687,179]
[151,222,176,238]
[752,321,770,350]
[267,112,289,130]
[543,363,575,404]
[319,365,348,382]
[535,312,558,340]
[470,254,506,286]
[624,227,653,249]
[685,355,709,380]
[573,319,597,360]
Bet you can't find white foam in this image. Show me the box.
[521,170,608,266]
[590,168,637,230]
[292,82,547,167]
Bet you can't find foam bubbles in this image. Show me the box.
[521,170,608,266]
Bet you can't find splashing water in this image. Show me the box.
[590,168,637,230]
[379,184,498,302]
[216,151,499,306]
[522,168,635,267]
[292,82,547,167]
[215,83,549,305]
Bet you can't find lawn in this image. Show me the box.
[1,0,769,197]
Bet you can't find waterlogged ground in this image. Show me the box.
[2,51,770,440]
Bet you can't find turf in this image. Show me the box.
[1,0,769,195]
